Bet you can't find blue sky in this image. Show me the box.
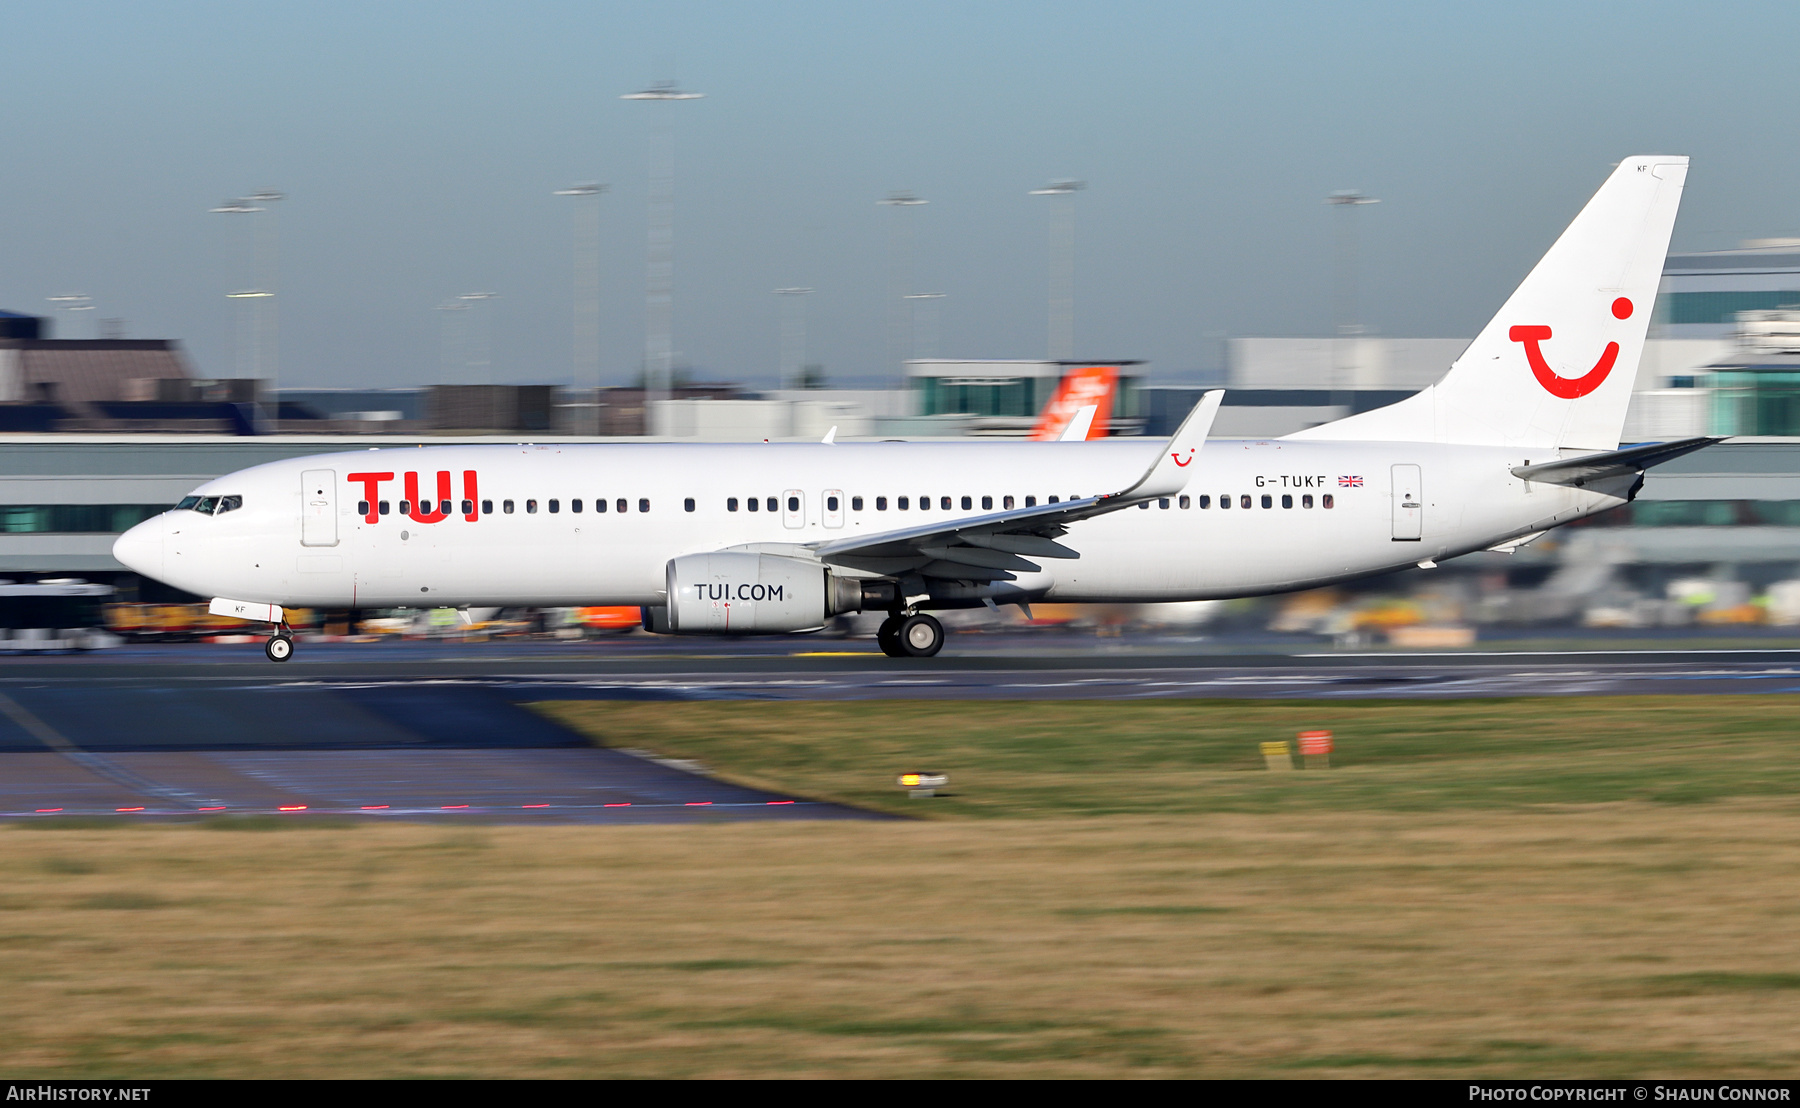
[2,1,1796,389]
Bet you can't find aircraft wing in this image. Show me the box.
[1510,436,1724,488]
[810,391,1223,581]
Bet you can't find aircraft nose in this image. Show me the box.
[112,514,167,578]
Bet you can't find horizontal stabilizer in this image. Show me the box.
[1511,436,1723,487]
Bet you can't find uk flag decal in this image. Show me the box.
[1338,475,1363,488]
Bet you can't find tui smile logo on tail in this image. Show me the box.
[1509,297,1633,399]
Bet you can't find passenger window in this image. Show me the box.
[1323,494,1335,509]
[826,495,839,512]
[876,497,887,510]
[942,496,953,510]
[1003,495,1014,509]
[1179,496,1190,509]
[548,499,559,514]
[618,499,628,514]
[639,498,650,513]
[919,496,930,511]
[1025,496,1036,507]
[1241,495,1253,509]
[747,497,758,512]
[571,499,583,513]
[439,499,452,515]
[596,499,607,513]
[981,496,993,510]
[1048,495,1060,504]
[766,497,777,512]
[526,499,538,514]
[728,498,739,512]
[1302,494,1313,508]
[685,498,696,513]
[1281,494,1293,509]
[482,499,493,514]
[1261,495,1272,509]
[787,496,799,513]
[898,497,909,510]
[1220,495,1231,510]
[961,496,972,510]
[462,499,474,515]
[358,500,370,516]
[503,500,514,514]
[398,499,412,515]
[1159,498,1170,509]
[851,496,863,511]
[1139,502,1150,510]
[1199,495,1210,509]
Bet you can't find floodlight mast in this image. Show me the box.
[1030,179,1084,361]
[555,183,609,405]
[775,288,813,390]
[1326,189,1380,410]
[46,294,93,339]
[878,191,927,384]
[623,82,704,423]
[211,190,283,428]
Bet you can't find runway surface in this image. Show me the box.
[6,633,1800,822]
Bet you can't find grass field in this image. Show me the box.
[2,696,1798,1078]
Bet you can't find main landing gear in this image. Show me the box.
[264,627,294,663]
[877,612,944,658]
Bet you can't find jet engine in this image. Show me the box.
[661,552,892,634]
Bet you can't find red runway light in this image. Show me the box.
[278,806,307,812]
[521,804,549,808]
[35,808,63,813]
[603,802,631,807]
[361,805,390,810]
[442,805,470,809]
[685,801,713,806]
[198,806,227,812]
[766,800,794,805]
[117,807,145,813]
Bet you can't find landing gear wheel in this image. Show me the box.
[264,634,294,663]
[897,613,945,658]
[876,617,905,658]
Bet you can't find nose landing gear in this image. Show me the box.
[877,612,944,658]
[264,627,294,663]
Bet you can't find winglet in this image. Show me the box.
[1124,390,1223,499]
[1058,405,1098,442]
[821,426,837,445]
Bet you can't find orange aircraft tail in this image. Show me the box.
[1029,364,1117,441]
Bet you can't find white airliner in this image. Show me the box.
[115,156,1714,662]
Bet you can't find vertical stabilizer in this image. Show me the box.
[1291,156,1688,450]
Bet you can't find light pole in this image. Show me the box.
[775,288,812,390]
[46,294,93,339]
[623,81,704,419]
[212,190,282,426]
[904,292,945,361]
[879,191,927,383]
[1030,179,1084,361]
[1327,189,1379,406]
[554,183,608,400]
[457,293,498,384]
[436,299,470,383]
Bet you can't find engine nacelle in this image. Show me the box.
[665,552,870,634]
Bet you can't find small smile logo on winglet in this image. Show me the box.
[1510,297,1632,399]
[1171,449,1195,467]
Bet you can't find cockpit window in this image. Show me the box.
[192,496,218,514]
[176,496,201,511]
[216,496,242,514]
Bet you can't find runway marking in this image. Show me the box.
[0,692,211,810]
